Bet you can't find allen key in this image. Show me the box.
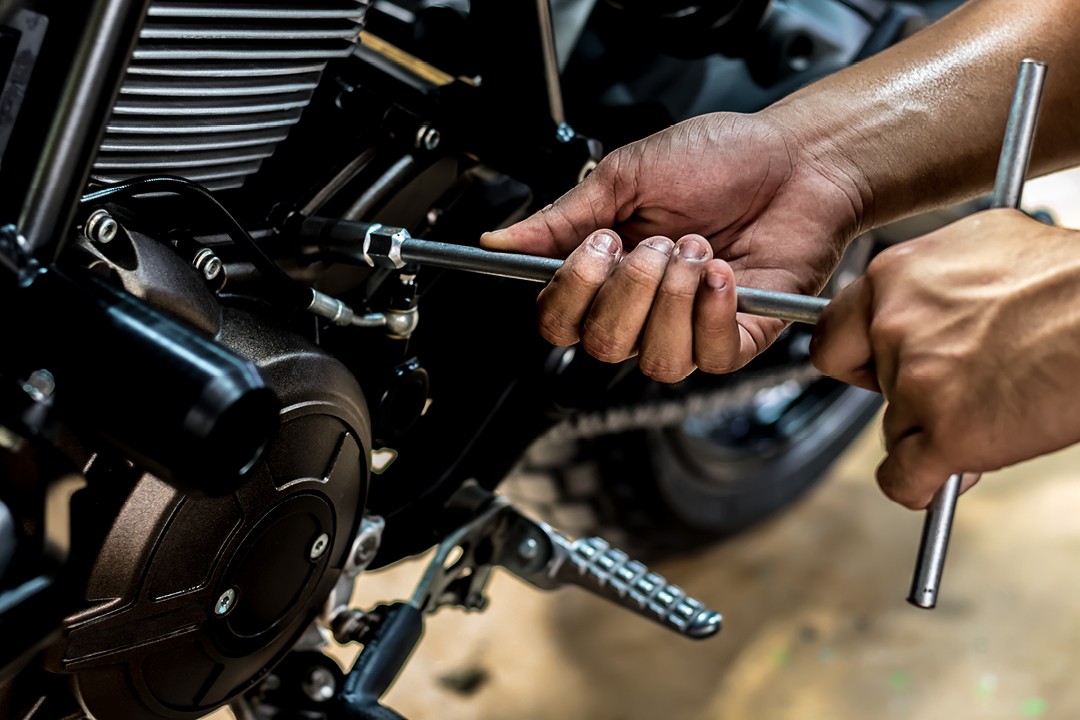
[908,58,1047,609]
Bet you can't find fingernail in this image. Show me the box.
[675,238,707,260]
[641,236,674,255]
[589,232,620,256]
[705,271,727,291]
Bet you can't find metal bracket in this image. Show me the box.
[409,487,722,640]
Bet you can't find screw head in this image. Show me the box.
[84,209,118,244]
[201,255,222,280]
[22,369,55,402]
[310,532,330,561]
[215,588,237,616]
[302,666,337,703]
[416,124,441,151]
[192,247,223,282]
[518,537,540,561]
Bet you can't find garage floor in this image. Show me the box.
[349,427,1080,720]
[214,171,1080,720]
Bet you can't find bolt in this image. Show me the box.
[84,209,118,244]
[22,369,55,403]
[310,532,330,560]
[518,537,540,561]
[416,124,441,151]
[354,534,379,567]
[302,666,336,703]
[215,587,237,616]
[192,247,223,282]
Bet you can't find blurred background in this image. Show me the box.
[316,171,1080,720]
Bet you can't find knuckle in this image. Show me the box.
[563,258,609,287]
[618,253,666,292]
[868,313,906,346]
[536,310,581,346]
[658,280,699,303]
[876,472,928,510]
[694,345,742,375]
[581,321,634,363]
[638,356,692,384]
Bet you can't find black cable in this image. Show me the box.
[80,175,314,310]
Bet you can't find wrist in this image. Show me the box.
[755,103,873,246]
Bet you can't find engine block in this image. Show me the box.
[91,0,369,190]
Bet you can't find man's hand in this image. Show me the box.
[481,112,866,382]
[811,210,1080,509]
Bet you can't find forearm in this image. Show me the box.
[763,0,1080,232]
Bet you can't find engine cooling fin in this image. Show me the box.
[92,0,368,191]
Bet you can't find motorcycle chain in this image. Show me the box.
[540,362,822,444]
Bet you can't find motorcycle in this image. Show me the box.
[0,1,962,718]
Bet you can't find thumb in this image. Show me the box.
[481,163,620,259]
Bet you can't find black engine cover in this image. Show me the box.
[50,307,371,720]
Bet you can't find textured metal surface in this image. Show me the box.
[92,0,368,190]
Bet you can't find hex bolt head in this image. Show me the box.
[215,588,237,616]
[84,209,118,245]
[310,532,330,561]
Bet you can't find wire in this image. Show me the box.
[80,175,314,310]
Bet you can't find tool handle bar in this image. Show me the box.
[401,239,826,325]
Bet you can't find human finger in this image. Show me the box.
[639,234,712,382]
[876,431,954,510]
[810,277,879,392]
[536,230,623,346]
[692,258,754,374]
[481,161,621,258]
[959,472,981,494]
[581,236,674,363]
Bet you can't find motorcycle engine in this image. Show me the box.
[42,2,376,718]
[46,230,372,720]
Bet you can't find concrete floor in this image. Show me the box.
[346,427,1080,720]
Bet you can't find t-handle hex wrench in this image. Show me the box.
[299,218,830,325]
[907,58,1047,610]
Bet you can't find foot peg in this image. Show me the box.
[410,486,722,640]
[544,536,721,638]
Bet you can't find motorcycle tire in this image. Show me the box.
[508,374,881,559]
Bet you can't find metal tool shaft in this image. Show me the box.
[908,58,1047,610]
[400,239,828,324]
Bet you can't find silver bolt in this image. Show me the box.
[302,666,336,703]
[215,587,237,616]
[192,247,223,282]
[518,537,540,561]
[84,209,118,244]
[416,124,441,151]
[22,369,55,403]
[310,532,330,560]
